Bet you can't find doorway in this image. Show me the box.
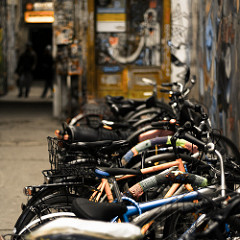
[29,26,53,81]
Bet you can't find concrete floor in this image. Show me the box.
[0,82,62,236]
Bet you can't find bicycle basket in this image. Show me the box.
[47,136,67,170]
[47,136,99,172]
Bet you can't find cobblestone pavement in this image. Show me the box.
[0,83,62,236]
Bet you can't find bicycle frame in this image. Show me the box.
[121,186,216,222]
[89,157,194,203]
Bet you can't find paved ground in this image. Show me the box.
[0,82,62,236]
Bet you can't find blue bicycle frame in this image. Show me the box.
[120,186,216,222]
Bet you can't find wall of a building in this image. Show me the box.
[170,0,191,85]
[170,0,240,147]
[6,1,17,88]
[0,0,7,95]
[191,0,240,147]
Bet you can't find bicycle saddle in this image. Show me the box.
[72,198,127,221]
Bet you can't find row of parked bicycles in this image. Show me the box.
[3,44,240,240]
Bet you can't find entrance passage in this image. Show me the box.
[29,26,52,81]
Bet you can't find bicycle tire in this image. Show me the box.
[140,201,204,240]
[13,193,79,238]
[20,180,96,209]
[211,131,240,164]
[156,101,175,118]
[124,101,175,121]
[127,105,174,122]
[163,196,240,240]
[162,211,201,239]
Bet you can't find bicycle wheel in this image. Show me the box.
[13,193,79,239]
[128,105,174,122]
[210,132,240,189]
[162,211,201,239]
[156,101,175,119]
[211,131,240,165]
[162,195,240,240]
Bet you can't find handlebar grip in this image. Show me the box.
[151,121,169,128]
[161,83,173,87]
[154,171,208,187]
[160,89,171,93]
[182,133,206,150]
[121,136,169,166]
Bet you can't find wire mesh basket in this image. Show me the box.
[42,166,96,182]
[47,136,97,172]
[47,136,66,170]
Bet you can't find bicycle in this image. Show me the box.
[14,171,214,239]
[13,188,239,240]
[14,132,225,239]
[11,61,240,239]
[13,116,232,237]
[13,136,199,236]
[13,107,239,238]
[12,137,129,235]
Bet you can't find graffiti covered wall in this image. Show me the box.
[188,0,240,147]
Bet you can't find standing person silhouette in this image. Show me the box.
[41,45,54,98]
[15,42,37,98]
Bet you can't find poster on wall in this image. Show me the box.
[53,0,73,45]
[96,0,126,32]
[68,41,82,75]
[96,0,163,73]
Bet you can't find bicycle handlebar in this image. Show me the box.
[181,132,214,152]
[127,170,208,200]
[161,82,174,87]
[160,89,172,93]
[121,135,198,166]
